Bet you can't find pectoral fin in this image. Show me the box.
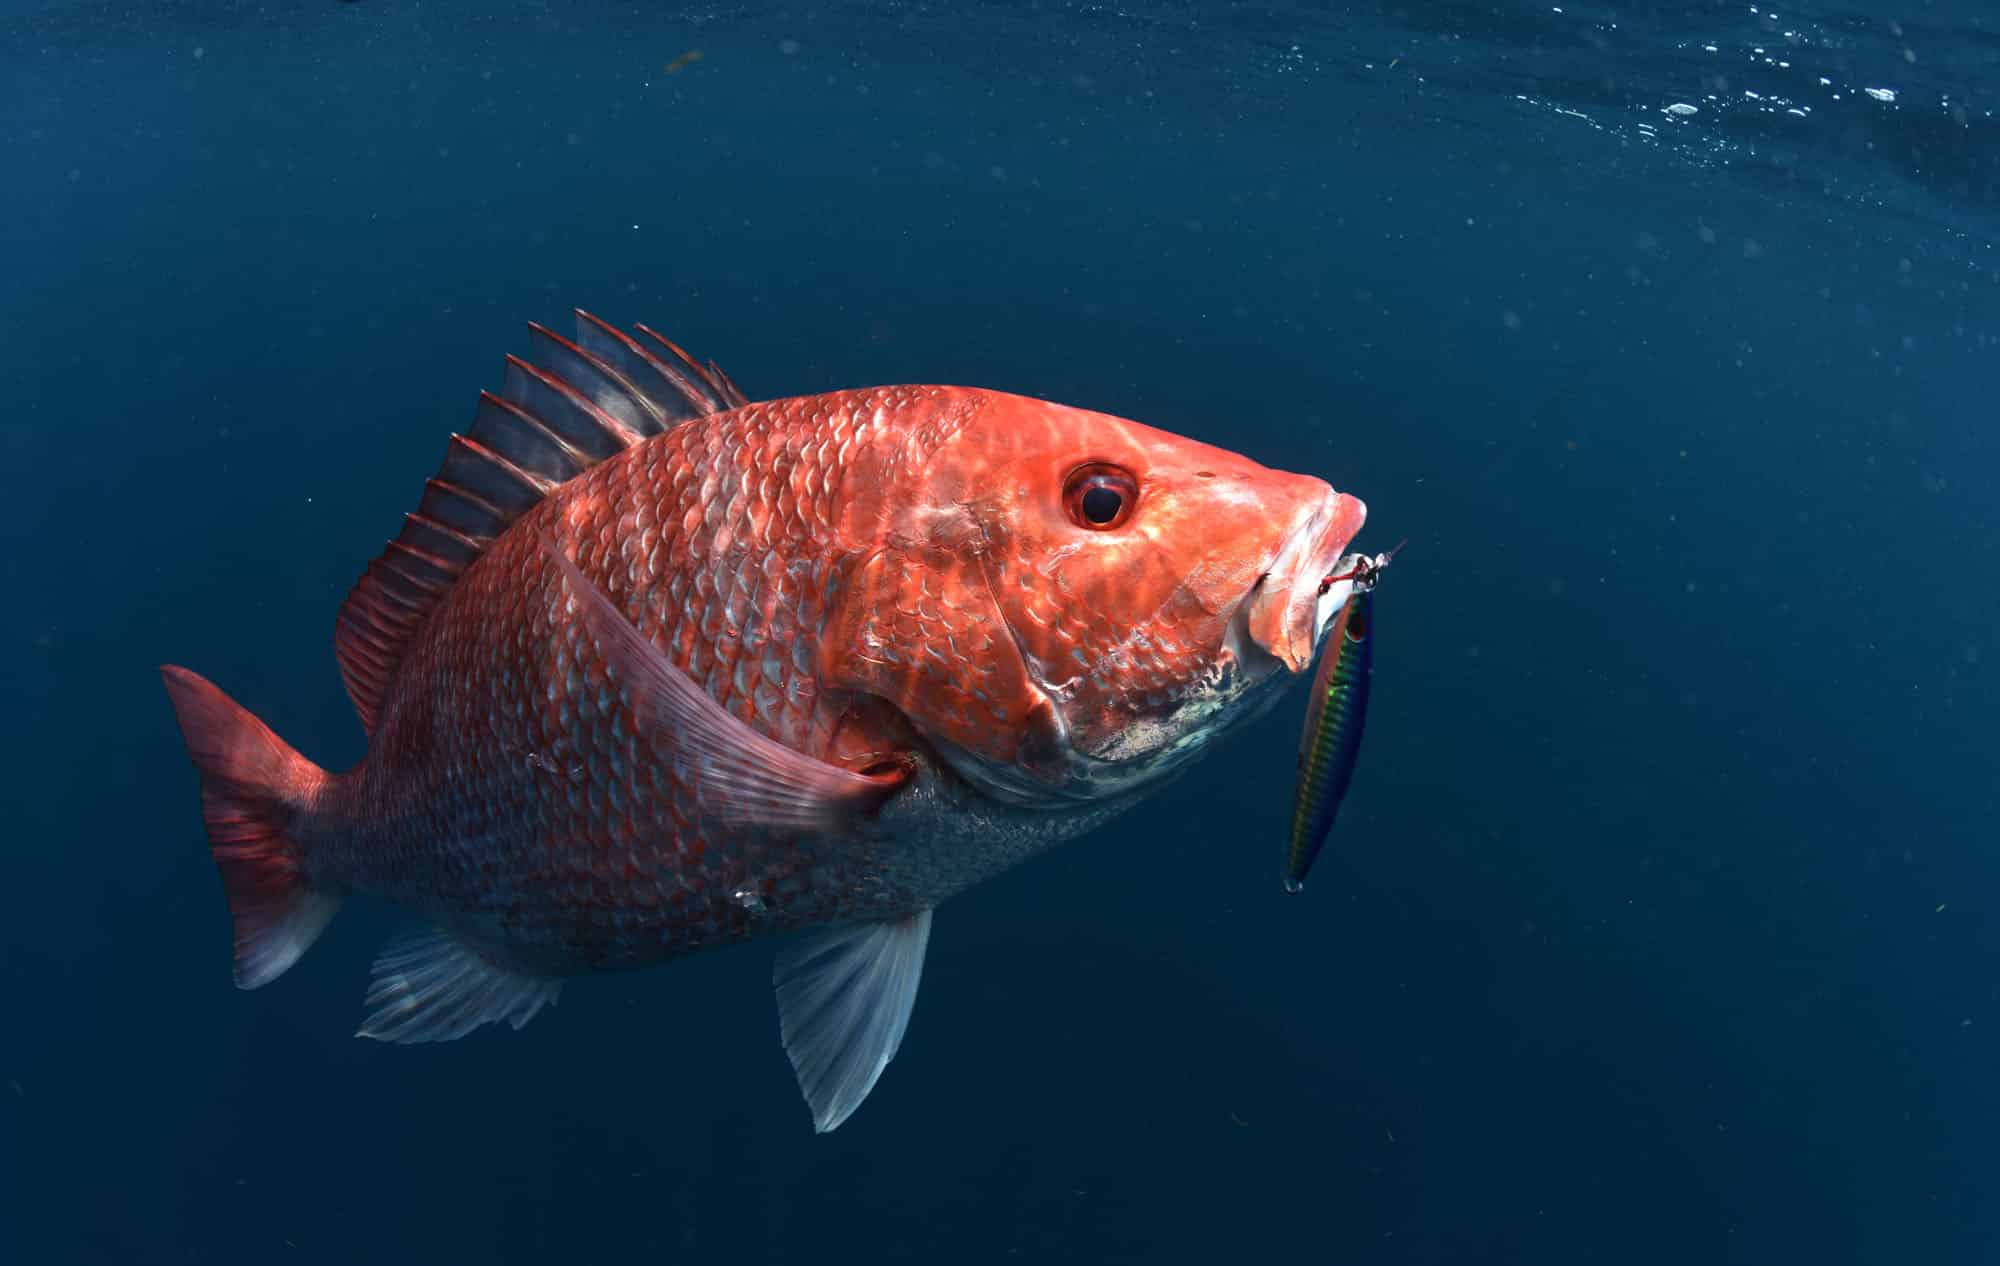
[773,911,934,1133]
[542,536,902,832]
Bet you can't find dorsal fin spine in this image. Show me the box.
[437,436,552,519]
[331,315,751,735]
[358,578,427,615]
[407,512,482,549]
[399,513,483,567]
[498,356,620,446]
[634,324,728,409]
[574,311,717,427]
[478,384,592,467]
[522,326,658,441]
[382,542,454,586]
[708,360,752,409]
[417,477,508,539]
[494,361,645,470]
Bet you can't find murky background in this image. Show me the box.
[5,2,1996,1261]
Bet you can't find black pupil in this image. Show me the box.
[1080,483,1124,524]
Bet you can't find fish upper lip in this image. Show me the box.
[1244,491,1367,674]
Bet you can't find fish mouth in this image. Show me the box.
[934,487,1366,810]
[1242,489,1367,674]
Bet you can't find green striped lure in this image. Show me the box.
[1284,544,1398,894]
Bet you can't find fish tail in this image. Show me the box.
[160,665,341,990]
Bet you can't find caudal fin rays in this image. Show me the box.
[158,665,342,989]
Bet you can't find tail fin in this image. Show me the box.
[160,665,341,989]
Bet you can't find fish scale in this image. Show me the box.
[328,397,891,967]
[161,312,1367,1130]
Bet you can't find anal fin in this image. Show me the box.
[774,911,933,1133]
[357,930,561,1044]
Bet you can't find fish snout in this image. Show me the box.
[1243,489,1367,674]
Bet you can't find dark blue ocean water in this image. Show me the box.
[5,1,1997,1261]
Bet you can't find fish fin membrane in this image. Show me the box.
[356,930,562,1044]
[333,312,750,735]
[774,910,933,1133]
[542,538,902,831]
[159,666,341,990]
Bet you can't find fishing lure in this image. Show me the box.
[1284,544,1399,893]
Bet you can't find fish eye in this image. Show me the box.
[1063,465,1138,530]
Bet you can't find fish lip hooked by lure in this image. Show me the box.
[1309,538,1404,650]
[1242,491,1368,676]
[934,486,1368,808]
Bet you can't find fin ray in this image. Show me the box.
[573,309,725,428]
[774,911,934,1133]
[357,930,561,1043]
[500,354,646,455]
[635,324,731,413]
[467,389,591,485]
[526,323,662,442]
[159,666,340,989]
[332,313,751,734]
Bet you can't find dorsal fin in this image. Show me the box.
[333,313,748,735]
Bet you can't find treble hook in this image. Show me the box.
[1316,538,1407,595]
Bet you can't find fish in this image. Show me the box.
[160,310,1367,1131]
[1282,546,1395,894]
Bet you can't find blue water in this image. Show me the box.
[6,1,1997,1261]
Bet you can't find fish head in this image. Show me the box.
[824,391,1366,808]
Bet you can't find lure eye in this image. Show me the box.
[1063,465,1138,530]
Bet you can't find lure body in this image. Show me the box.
[1283,555,1384,893]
